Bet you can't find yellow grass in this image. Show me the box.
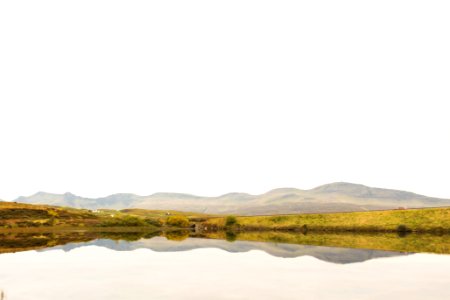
[204,207,450,232]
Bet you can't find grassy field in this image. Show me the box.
[119,208,213,220]
[203,207,450,233]
[0,201,100,228]
[0,201,150,228]
[0,201,204,229]
[2,201,450,234]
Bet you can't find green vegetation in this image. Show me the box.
[0,202,99,228]
[98,215,147,227]
[3,201,450,240]
[166,215,190,228]
[165,230,190,241]
[204,207,450,233]
[99,231,160,242]
[120,208,211,219]
[0,202,194,230]
[225,215,237,227]
[0,231,164,254]
[225,230,237,242]
[1,229,449,256]
[144,218,163,227]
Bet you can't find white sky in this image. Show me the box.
[0,1,449,200]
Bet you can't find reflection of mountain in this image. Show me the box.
[15,182,450,215]
[51,237,408,264]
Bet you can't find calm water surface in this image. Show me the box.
[0,233,449,300]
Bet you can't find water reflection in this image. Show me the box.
[1,231,450,299]
[0,230,450,257]
[1,245,449,300]
[1,230,450,264]
[57,236,408,264]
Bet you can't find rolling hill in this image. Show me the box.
[13,182,450,215]
[52,236,408,264]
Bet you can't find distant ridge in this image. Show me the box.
[14,182,450,215]
[50,237,408,264]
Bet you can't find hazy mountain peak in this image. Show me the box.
[15,191,56,201]
[312,182,433,201]
[313,182,369,193]
[149,192,201,199]
[34,191,54,196]
[217,192,253,200]
[63,192,80,200]
[102,193,138,200]
[266,188,302,194]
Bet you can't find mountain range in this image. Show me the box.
[49,237,408,264]
[14,182,450,215]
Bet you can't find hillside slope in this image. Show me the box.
[0,202,164,229]
[0,201,100,228]
[204,207,450,233]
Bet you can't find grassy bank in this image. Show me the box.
[203,207,450,233]
[0,200,217,233]
[3,201,450,234]
[0,201,196,230]
[0,201,101,228]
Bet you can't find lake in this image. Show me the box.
[0,231,449,299]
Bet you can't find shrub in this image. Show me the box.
[270,216,288,223]
[48,210,59,218]
[43,217,57,226]
[397,224,412,236]
[122,215,146,226]
[225,216,237,227]
[302,224,308,232]
[144,218,163,227]
[225,231,237,242]
[165,230,189,241]
[99,215,147,227]
[397,224,411,232]
[100,232,146,241]
[166,215,190,228]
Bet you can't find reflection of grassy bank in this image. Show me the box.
[204,231,450,254]
[165,230,190,241]
[0,229,190,254]
[0,231,98,253]
[204,207,450,233]
[0,229,191,254]
[0,226,160,234]
[0,229,162,254]
[1,228,450,256]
